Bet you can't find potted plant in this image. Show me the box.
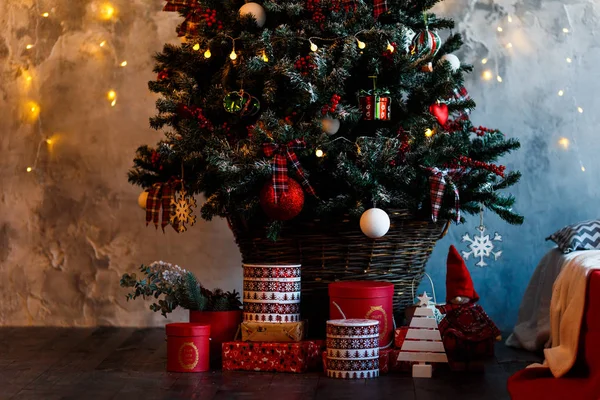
[120,261,242,365]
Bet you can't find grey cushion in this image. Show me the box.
[546,219,600,253]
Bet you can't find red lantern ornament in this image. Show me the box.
[429,103,449,126]
[157,69,170,81]
[260,178,305,221]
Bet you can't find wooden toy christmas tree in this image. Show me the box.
[397,292,448,378]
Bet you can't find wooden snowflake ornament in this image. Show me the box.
[170,190,197,232]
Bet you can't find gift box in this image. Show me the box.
[358,91,391,121]
[394,327,409,348]
[222,340,324,373]
[323,349,390,375]
[241,321,305,342]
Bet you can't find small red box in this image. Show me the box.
[222,341,325,373]
[166,323,210,373]
[329,281,395,349]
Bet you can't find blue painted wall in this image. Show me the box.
[420,0,600,332]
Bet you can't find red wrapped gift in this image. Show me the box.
[394,327,409,348]
[222,341,324,373]
[379,349,390,375]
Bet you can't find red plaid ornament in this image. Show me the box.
[373,0,388,17]
[427,167,460,223]
[163,0,202,36]
[145,177,182,232]
[263,139,316,204]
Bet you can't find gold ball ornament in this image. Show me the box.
[138,190,149,210]
[321,117,340,135]
[239,2,266,28]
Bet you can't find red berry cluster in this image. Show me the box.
[202,8,223,29]
[306,0,320,12]
[470,125,500,137]
[305,0,325,26]
[221,122,231,134]
[294,55,316,76]
[157,69,170,81]
[150,150,160,165]
[321,94,341,115]
[454,156,506,178]
[182,105,213,130]
[284,112,298,124]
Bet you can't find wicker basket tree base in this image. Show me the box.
[229,209,449,336]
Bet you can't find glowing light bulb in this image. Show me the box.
[497,75,503,82]
[581,166,586,172]
[42,12,50,17]
[566,57,572,63]
[481,58,488,64]
[120,61,127,67]
[387,42,395,53]
[107,90,117,101]
[26,75,32,82]
[356,39,366,49]
[46,138,53,144]
[26,44,34,49]
[99,41,106,47]
[497,26,503,32]
[262,50,269,62]
[507,15,513,23]
[26,167,32,172]
[424,128,434,137]
[230,50,237,60]
[25,101,40,120]
[192,43,200,51]
[100,3,115,20]
[482,70,493,80]
[315,149,324,157]
[506,42,513,48]
[578,107,583,113]
[558,90,564,96]
[563,28,569,33]
[310,40,318,52]
[111,99,117,107]
[204,49,211,58]
[558,137,570,149]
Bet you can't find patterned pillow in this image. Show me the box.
[546,220,600,253]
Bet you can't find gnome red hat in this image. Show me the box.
[446,245,479,302]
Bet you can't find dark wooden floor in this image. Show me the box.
[0,327,541,400]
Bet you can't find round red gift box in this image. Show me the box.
[166,323,210,373]
[329,281,395,349]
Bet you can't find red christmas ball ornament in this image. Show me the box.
[260,178,305,221]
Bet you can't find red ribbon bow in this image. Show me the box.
[263,139,316,203]
[427,167,460,223]
[163,0,202,36]
[145,177,182,232]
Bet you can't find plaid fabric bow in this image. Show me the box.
[145,177,182,232]
[427,167,460,223]
[163,0,202,36]
[373,0,388,18]
[263,139,316,203]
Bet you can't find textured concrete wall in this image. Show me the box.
[0,0,596,330]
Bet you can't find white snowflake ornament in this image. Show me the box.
[170,190,197,233]
[461,225,502,267]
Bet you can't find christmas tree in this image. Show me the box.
[129,0,523,238]
[397,292,448,378]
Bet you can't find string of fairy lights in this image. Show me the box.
[477,6,586,173]
[22,2,126,174]
[22,2,588,174]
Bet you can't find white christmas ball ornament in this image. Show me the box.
[439,54,461,72]
[239,3,266,28]
[138,191,149,210]
[321,117,340,135]
[360,208,391,238]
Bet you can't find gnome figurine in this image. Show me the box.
[438,245,501,371]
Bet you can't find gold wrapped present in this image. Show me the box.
[241,321,305,342]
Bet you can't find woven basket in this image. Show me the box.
[229,209,449,315]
